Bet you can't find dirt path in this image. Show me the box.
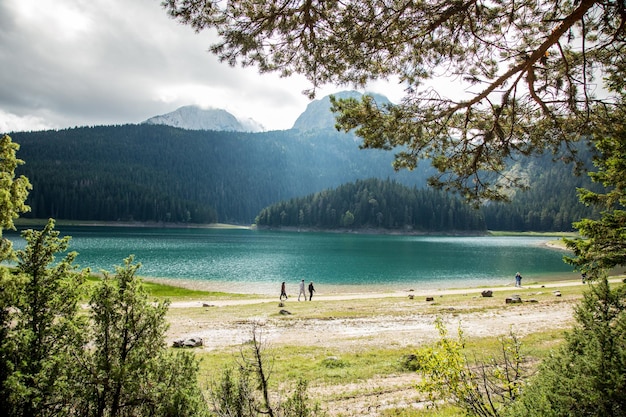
[163,280,602,417]
[166,282,581,350]
[167,279,587,309]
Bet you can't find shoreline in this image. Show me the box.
[15,219,577,238]
[146,270,595,299]
[14,219,253,230]
[162,274,625,354]
[166,277,625,308]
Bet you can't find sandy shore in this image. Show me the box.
[167,278,590,308]
[164,278,624,351]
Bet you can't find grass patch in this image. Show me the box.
[321,356,350,368]
[196,344,420,387]
[460,328,566,364]
[194,326,565,388]
[381,406,463,417]
[192,327,568,416]
[266,286,580,320]
[85,273,248,300]
[141,280,229,299]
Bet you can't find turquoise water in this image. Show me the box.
[6,226,578,294]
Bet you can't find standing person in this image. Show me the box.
[515,272,522,287]
[280,281,288,300]
[308,281,315,301]
[298,279,306,301]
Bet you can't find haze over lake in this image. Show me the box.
[7,226,578,295]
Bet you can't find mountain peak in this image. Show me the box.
[143,105,265,132]
[291,91,392,131]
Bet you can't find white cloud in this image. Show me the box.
[0,0,401,133]
[0,110,56,133]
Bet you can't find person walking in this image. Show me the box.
[308,281,315,301]
[280,281,288,300]
[515,272,522,287]
[298,279,306,301]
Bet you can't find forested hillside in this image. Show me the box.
[10,124,428,224]
[255,178,487,232]
[9,122,600,231]
[468,146,602,232]
[482,150,602,231]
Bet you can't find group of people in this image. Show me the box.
[280,279,315,301]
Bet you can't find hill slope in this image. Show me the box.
[256,178,487,232]
[11,124,429,224]
[8,91,601,230]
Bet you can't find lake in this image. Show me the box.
[5,226,579,295]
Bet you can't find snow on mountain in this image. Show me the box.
[142,105,265,132]
[142,92,390,133]
[238,116,266,133]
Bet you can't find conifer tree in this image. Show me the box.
[507,278,626,417]
[0,219,87,416]
[73,256,208,417]
[564,104,626,277]
[163,0,625,201]
[0,133,36,416]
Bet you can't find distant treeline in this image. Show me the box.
[11,124,426,224]
[10,125,600,231]
[256,178,487,231]
[481,150,602,231]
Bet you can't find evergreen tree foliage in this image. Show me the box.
[15,125,597,231]
[255,178,486,231]
[506,279,626,417]
[11,124,598,230]
[0,134,31,260]
[0,221,208,416]
[0,133,37,416]
[163,0,624,202]
[482,145,602,232]
[0,219,87,417]
[564,105,626,276]
[73,256,208,417]
[11,125,426,225]
[212,366,258,417]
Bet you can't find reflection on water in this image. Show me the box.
[6,226,578,294]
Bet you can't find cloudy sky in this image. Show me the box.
[0,0,406,133]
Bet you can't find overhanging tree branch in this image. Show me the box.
[163,0,625,201]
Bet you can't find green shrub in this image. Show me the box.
[321,356,349,368]
[398,353,421,371]
[506,278,626,417]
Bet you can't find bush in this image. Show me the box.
[506,278,626,417]
[414,318,526,417]
[210,325,325,417]
[321,356,349,369]
[398,353,421,371]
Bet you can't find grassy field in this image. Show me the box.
[77,268,624,416]
[148,277,618,416]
